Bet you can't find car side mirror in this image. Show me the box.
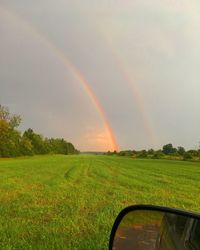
[109,205,200,250]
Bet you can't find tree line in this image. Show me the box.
[107,143,200,161]
[0,104,79,157]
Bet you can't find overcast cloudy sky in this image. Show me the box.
[1,0,200,151]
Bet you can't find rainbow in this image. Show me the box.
[99,31,157,145]
[0,5,119,151]
[112,54,157,145]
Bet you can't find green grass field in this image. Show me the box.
[0,155,200,249]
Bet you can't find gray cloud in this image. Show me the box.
[1,1,200,150]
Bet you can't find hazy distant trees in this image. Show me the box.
[109,143,200,162]
[0,104,79,157]
[162,143,177,155]
[177,146,185,156]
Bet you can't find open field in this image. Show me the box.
[0,155,200,249]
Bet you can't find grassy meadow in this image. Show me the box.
[0,155,200,249]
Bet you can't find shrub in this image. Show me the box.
[183,152,193,161]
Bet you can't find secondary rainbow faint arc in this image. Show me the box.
[0,6,119,151]
[100,31,157,145]
[113,55,157,145]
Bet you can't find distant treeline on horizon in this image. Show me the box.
[107,143,200,161]
[0,104,79,157]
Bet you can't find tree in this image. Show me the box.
[0,105,21,128]
[148,149,154,155]
[0,104,79,158]
[150,150,164,159]
[183,152,192,161]
[0,105,22,157]
[187,150,199,157]
[23,129,47,154]
[20,136,34,156]
[177,146,185,156]
[137,150,147,158]
[162,144,177,155]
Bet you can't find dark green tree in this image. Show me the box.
[177,146,185,156]
[162,144,177,155]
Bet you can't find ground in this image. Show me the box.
[0,155,200,249]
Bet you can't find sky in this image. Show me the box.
[0,0,200,151]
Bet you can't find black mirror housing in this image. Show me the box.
[109,205,200,250]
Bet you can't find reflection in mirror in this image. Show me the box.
[112,210,200,250]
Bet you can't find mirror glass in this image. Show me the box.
[112,210,200,250]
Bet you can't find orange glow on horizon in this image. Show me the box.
[68,66,119,151]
